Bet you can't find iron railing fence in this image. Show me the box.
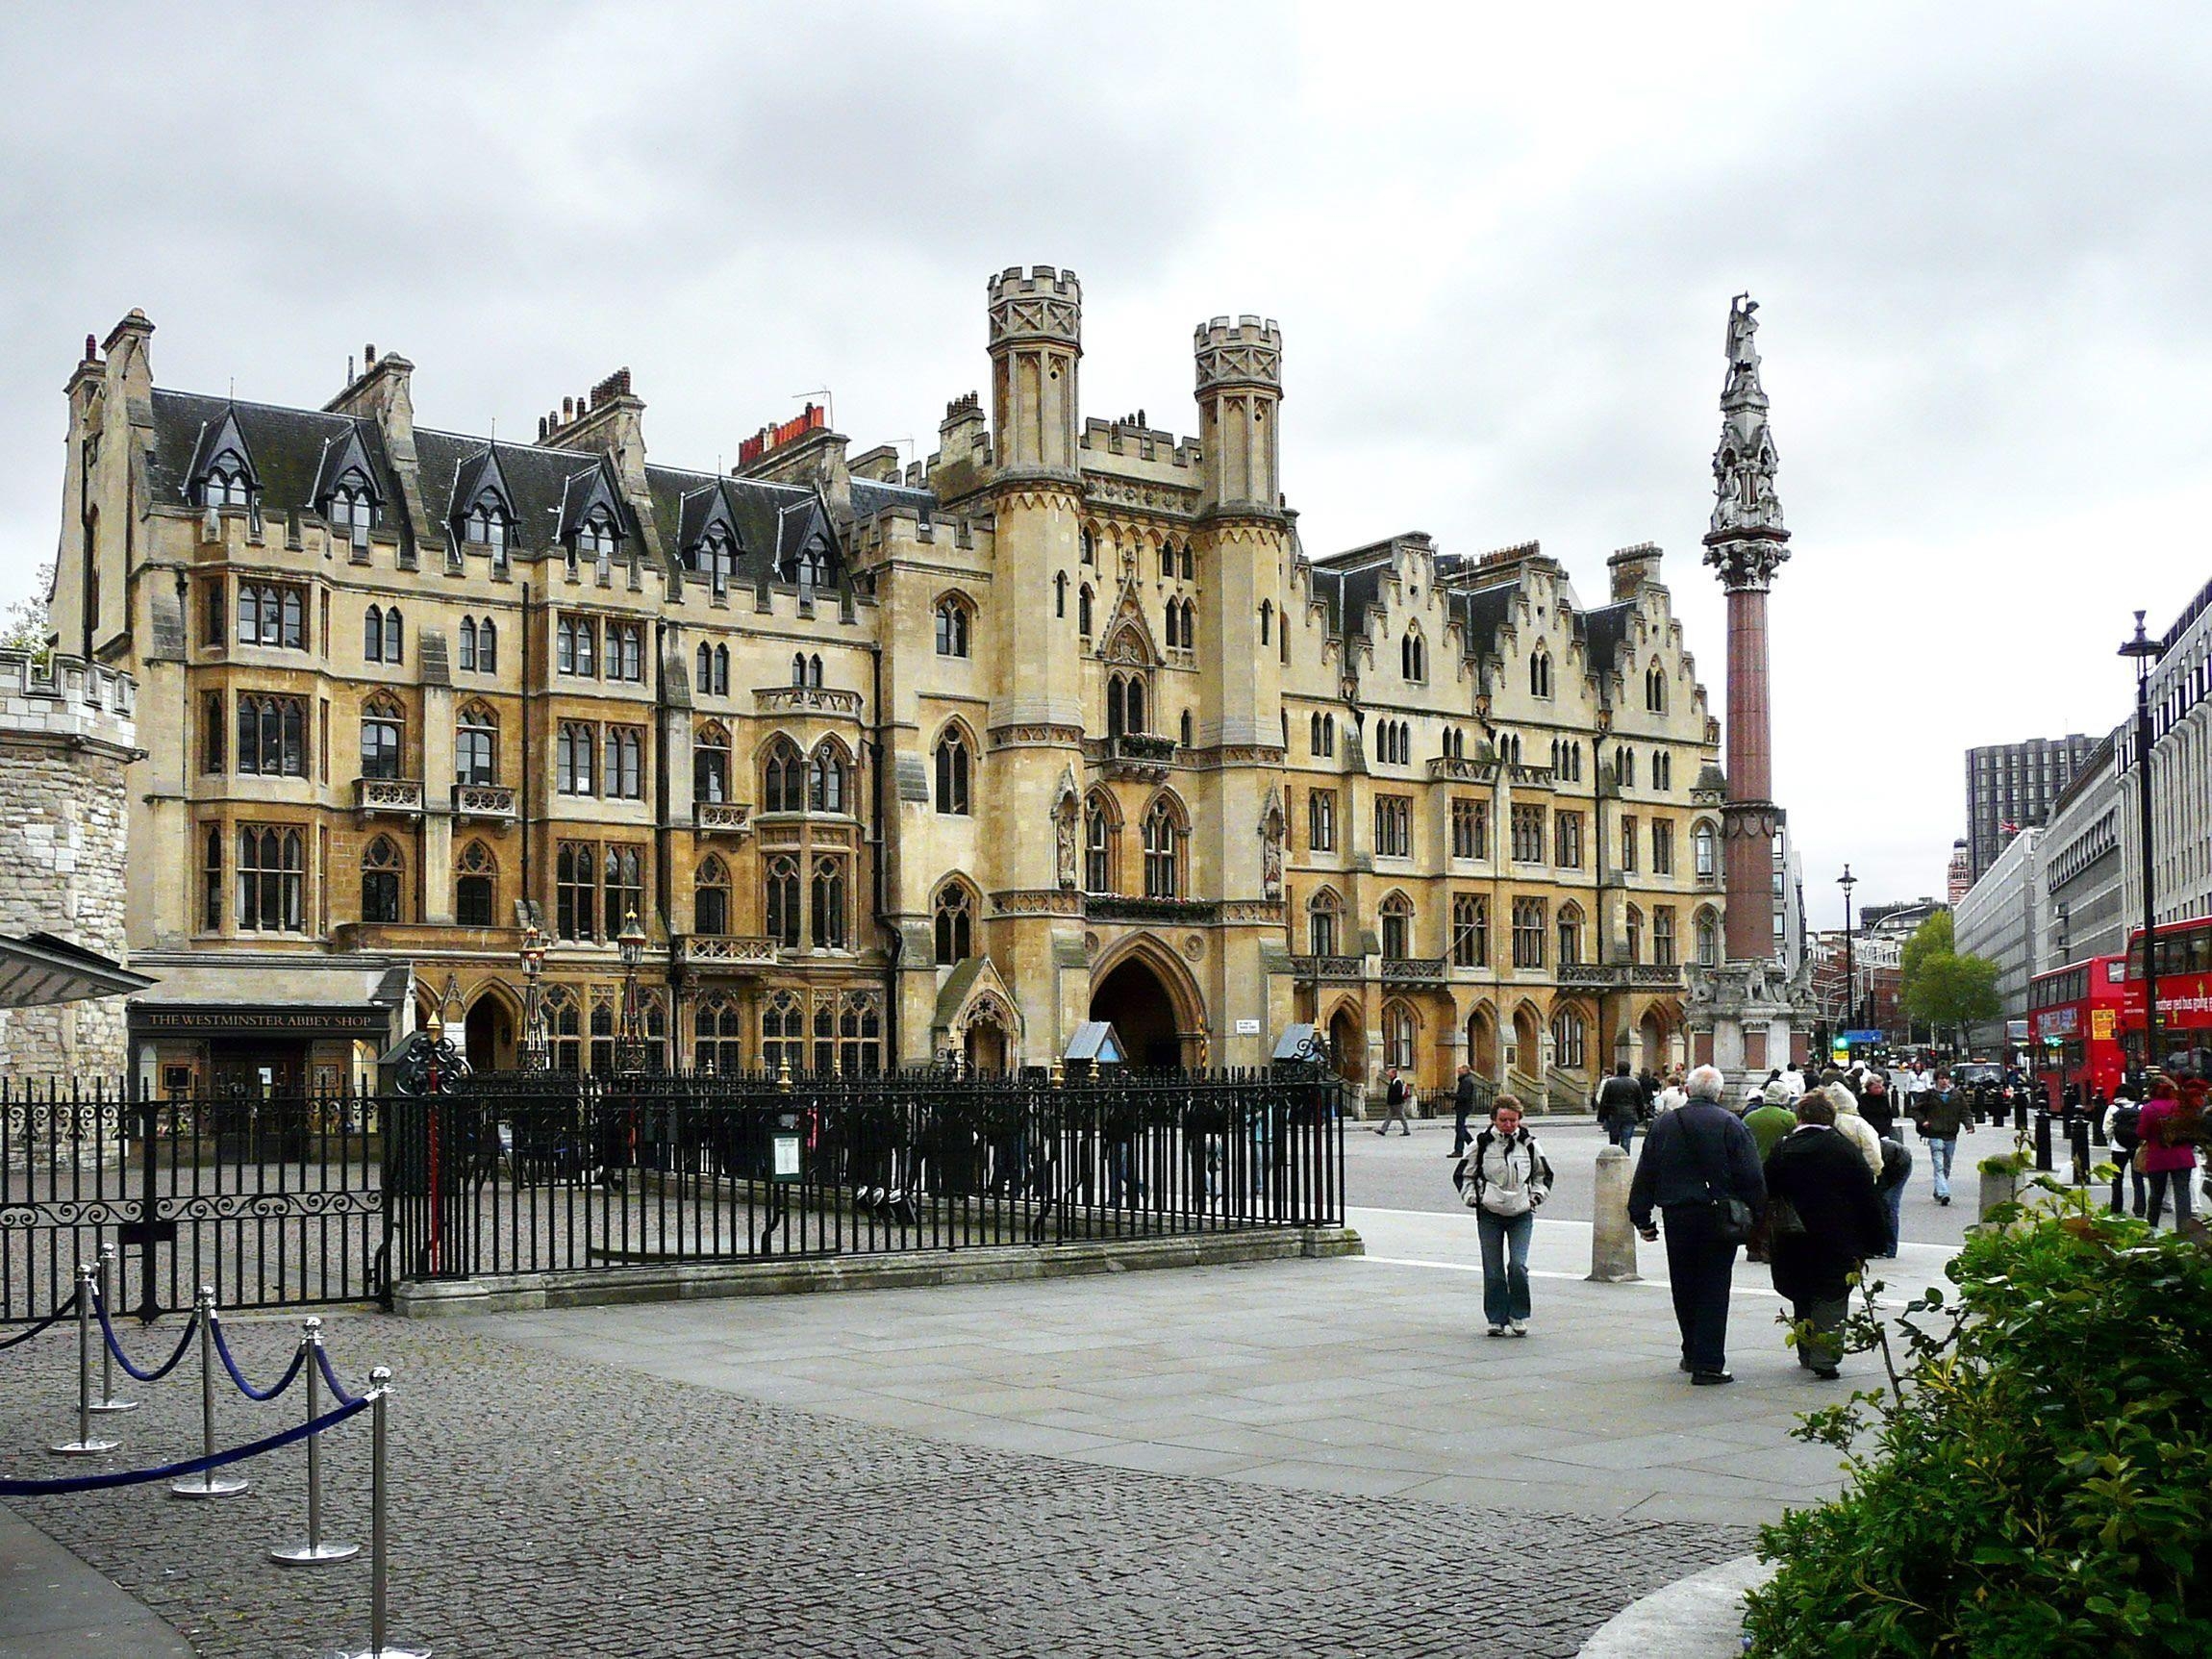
[391,1067,1345,1285]
[0,1078,385,1324]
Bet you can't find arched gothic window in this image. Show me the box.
[697,642,713,691]
[935,727,971,816]
[761,989,804,1074]
[1694,821,1719,880]
[1550,1009,1587,1070]
[1695,908,1721,966]
[811,856,848,949]
[1259,600,1272,644]
[1308,888,1342,958]
[1646,664,1667,713]
[1077,585,1093,635]
[808,742,849,815]
[1556,903,1584,967]
[713,643,730,696]
[1383,1001,1417,1070]
[694,991,744,1075]
[1054,571,1068,616]
[1142,796,1183,898]
[764,855,801,948]
[1159,540,1176,579]
[933,880,975,965]
[688,523,736,589]
[455,840,496,927]
[1380,892,1414,961]
[1107,673,1147,739]
[1402,630,1426,684]
[693,721,731,804]
[763,739,808,814]
[1530,648,1551,699]
[1624,904,1645,965]
[694,855,731,935]
[459,489,510,550]
[1178,709,1193,748]
[361,835,403,924]
[792,651,809,687]
[360,694,404,781]
[1084,796,1116,893]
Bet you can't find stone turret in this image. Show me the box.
[987,265,1082,478]
[1194,314,1283,517]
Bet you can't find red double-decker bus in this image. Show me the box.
[2028,952,2128,1110]
[2120,914,2212,1075]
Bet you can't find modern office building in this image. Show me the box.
[1964,734,2100,884]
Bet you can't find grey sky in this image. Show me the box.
[4,2,2207,928]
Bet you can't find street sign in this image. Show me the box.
[1841,1029,1884,1045]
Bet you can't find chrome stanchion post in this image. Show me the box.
[342,1368,428,1659]
[169,1286,248,1498]
[271,1318,358,1566]
[89,1244,138,1416]
[48,1264,119,1457]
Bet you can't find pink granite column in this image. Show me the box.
[1723,586,1773,963]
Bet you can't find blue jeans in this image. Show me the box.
[1476,1208,1534,1327]
[1879,1179,1906,1254]
[1607,1119,1638,1157]
[1927,1137,1956,1199]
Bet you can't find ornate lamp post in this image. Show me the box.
[614,909,649,1075]
[2121,611,2163,1080]
[518,922,550,1072]
[1837,864,1858,1043]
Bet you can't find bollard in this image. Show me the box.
[88,1244,138,1416]
[341,1368,429,1659]
[1586,1144,1641,1283]
[170,1287,248,1498]
[2032,1111,2053,1173]
[48,1265,120,1457]
[2070,1119,2092,1188]
[271,1319,359,1566]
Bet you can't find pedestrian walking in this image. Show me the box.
[1823,1081,1885,1182]
[2104,1084,2147,1217]
[2137,1077,2199,1231]
[1373,1067,1414,1137]
[1740,1084,1799,1266]
[1873,1130,1912,1257]
[1654,1071,1689,1116]
[1628,1064,1767,1385]
[1913,1068,1974,1206]
[1449,1063,1479,1157]
[1857,1068,1896,1141]
[1454,1095,1552,1338]
[1595,1061,1644,1155]
[1762,1092,1890,1380]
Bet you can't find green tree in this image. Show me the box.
[1898,911,1953,1009]
[0,565,54,657]
[1904,949,2002,1050]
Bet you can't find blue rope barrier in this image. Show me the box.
[0,1290,80,1351]
[0,1395,368,1496]
[92,1295,199,1384]
[314,1343,366,1409]
[210,1319,307,1403]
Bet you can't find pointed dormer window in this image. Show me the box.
[201,463,252,509]
[687,523,737,592]
[575,507,618,559]
[461,491,510,551]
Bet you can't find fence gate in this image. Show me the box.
[0,1082,386,1324]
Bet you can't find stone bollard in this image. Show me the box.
[1587,1144,1641,1283]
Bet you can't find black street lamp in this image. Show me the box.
[2121,611,2163,1079]
[615,909,649,1075]
[1838,864,1859,1043]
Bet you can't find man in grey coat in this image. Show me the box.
[1628,1063,1767,1385]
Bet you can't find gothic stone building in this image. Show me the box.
[44,269,1722,1106]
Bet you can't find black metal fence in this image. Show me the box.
[390,1068,1345,1287]
[0,1080,385,1325]
[4,1068,1343,1322]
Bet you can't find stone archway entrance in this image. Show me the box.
[1639,1008,1667,1075]
[465,994,513,1073]
[1467,1005,1498,1079]
[1327,1004,1364,1088]
[1510,1004,1541,1080]
[964,1012,1010,1075]
[1090,953,1189,1069]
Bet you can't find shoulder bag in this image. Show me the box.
[1685,1112,1757,1245]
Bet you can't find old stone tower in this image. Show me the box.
[0,649,139,1078]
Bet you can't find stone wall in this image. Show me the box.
[0,647,138,1080]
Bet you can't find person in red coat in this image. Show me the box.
[1762,1092,1889,1379]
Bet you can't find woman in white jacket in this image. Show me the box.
[1456,1096,1554,1337]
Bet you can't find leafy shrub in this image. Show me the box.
[1743,1194,2212,1656]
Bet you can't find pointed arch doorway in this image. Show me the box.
[1089,948,1194,1069]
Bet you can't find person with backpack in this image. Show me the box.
[1595,1061,1645,1155]
[1454,1094,1552,1337]
[1873,1129,1912,1257]
[1761,1091,1889,1379]
[2136,1077,2198,1232]
[2103,1085,2147,1218]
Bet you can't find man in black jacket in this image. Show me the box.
[1596,1062,1645,1154]
[1628,1063,1767,1385]
[1449,1064,1479,1156]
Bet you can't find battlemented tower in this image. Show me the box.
[1689,295,1810,1080]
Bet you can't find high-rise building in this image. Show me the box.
[1945,839,1972,905]
[1965,734,2099,883]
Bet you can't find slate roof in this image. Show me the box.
[1577,600,1636,675]
[146,384,937,595]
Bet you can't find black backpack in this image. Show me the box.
[2111,1103,2143,1153]
[1877,1136,1910,1191]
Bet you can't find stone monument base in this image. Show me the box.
[1686,959,1810,1105]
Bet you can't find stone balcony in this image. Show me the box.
[1556,962,1686,993]
[354,777,424,817]
[695,801,753,838]
[450,783,517,822]
[753,686,864,717]
[1084,893,1218,924]
[1378,956,1446,986]
[1425,756,1498,784]
[1093,732,1178,782]
[1287,955,1364,983]
[675,934,782,969]
[1630,964,1685,990]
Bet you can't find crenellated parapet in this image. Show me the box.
[987,265,1082,348]
[1194,315,1283,395]
[0,648,138,761]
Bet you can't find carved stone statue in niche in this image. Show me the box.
[1259,786,1286,901]
[1052,769,1080,890]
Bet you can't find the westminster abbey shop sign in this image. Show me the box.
[134,1007,390,1036]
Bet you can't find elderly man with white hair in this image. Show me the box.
[1628,1062,1767,1385]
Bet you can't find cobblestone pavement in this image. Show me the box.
[2,1305,1748,1658]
